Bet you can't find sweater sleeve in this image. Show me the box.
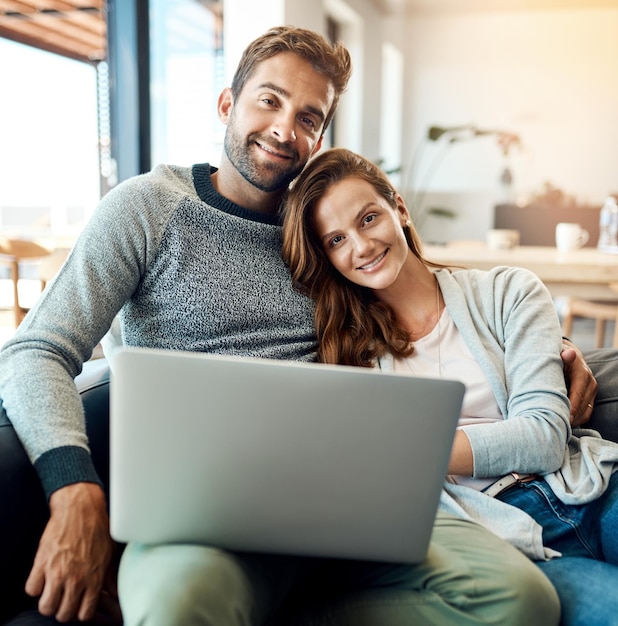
[0,170,171,499]
[440,267,571,478]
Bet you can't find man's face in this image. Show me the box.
[221,52,335,193]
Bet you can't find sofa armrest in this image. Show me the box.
[0,359,112,622]
[583,348,618,443]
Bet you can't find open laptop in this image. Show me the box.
[110,346,464,564]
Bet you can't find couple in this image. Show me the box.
[0,24,612,626]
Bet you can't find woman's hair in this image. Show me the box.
[282,148,444,367]
[231,26,352,133]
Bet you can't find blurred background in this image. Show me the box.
[1,0,617,347]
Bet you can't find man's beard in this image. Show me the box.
[224,128,305,193]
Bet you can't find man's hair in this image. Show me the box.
[231,26,352,133]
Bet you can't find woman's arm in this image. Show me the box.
[448,267,571,479]
[448,430,474,475]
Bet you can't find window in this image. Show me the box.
[0,39,100,241]
[149,0,224,167]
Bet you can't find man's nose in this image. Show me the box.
[271,113,297,143]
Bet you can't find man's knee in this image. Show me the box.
[424,515,560,625]
[118,543,253,626]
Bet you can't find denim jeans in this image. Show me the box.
[498,470,618,625]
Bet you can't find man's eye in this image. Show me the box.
[364,214,377,225]
[300,116,316,129]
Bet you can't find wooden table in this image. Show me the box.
[424,243,618,302]
[0,239,71,328]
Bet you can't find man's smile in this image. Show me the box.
[255,140,294,160]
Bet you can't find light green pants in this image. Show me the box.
[118,513,559,626]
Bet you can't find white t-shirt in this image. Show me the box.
[392,307,500,491]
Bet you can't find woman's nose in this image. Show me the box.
[351,233,372,256]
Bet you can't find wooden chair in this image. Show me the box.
[562,297,618,349]
[0,239,53,328]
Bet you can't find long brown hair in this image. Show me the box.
[282,148,444,367]
[231,26,352,133]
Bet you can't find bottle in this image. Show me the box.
[597,196,618,251]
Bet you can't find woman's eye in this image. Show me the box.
[330,235,343,247]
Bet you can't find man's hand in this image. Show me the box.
[25,482,115,623]
[561,338,598,427]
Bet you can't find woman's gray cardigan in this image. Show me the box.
[381,266,618,561]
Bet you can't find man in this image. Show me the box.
[0,25,598,626]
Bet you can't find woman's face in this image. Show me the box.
[312,176,411,291]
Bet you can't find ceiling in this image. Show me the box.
[2,0,618,64]
[375,0,618,15]
[0,0,106,64]
[0,0,223,64]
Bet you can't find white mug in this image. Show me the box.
[486,229,520,250]
[555,223,589,252]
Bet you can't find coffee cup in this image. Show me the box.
[555,223,589,252]
[486,229,520,250]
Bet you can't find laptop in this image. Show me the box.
[109,346,464,563]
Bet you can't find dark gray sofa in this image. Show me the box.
[1,359,112,625]
[1,350,617,625]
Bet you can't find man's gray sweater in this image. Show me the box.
[0,163,317,498]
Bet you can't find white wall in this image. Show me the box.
[221,2,618,245]
[402,8,618,241]
[222,0,404,162]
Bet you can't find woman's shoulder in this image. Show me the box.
[438,265,542,290]
[437,266,551,314]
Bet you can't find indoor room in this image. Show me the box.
[1,0,617,349]
[3,2,618,624]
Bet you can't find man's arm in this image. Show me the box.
[561,338,598,427]
[0,175,157,623]
[25,482,115,622]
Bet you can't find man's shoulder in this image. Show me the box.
[99,164,198,221]
[137,163,196,196]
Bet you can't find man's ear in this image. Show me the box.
[217,87,234,124]
[310,134,325,157]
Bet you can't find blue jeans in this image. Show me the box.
[498,470,618,625]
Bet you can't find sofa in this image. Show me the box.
[2,350,618,625]
[1,359,112,625]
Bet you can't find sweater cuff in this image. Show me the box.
[34,446,103,501]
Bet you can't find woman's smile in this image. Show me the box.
[357,249,388,272]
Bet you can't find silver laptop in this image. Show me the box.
[110,347,464,563]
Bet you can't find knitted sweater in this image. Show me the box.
[0,163,317,499]
[381,267,618,560]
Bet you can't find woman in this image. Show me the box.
[282,147,618,625]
